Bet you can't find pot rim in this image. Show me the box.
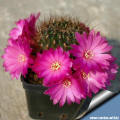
[21,76,46,91]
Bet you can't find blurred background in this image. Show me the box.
[0,0,120,120]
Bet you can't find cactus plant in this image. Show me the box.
[2,12,118,120]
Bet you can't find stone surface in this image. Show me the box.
[0,0,120,120]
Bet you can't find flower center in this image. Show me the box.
[18,54,26,63]
[84,50,93,59]
[51,61,61,71]
[81,70,89,79]
[63,79,71,88]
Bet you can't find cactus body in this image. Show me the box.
[33,17,89,52]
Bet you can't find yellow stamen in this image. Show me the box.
[81,70,89,79]
[18,54,26,63]
[84,50,93,59]
[63,79,71,88]
[51,61,61,71]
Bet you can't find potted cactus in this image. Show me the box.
[2,12,118,120]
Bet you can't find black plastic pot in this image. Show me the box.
[21,76,92,120]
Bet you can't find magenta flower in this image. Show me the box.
[44,74,84,107]
[9,13,40,45]
[2,38,32,79]
[9,20,25,40]
[106,63,118,85]
[32,47,72,86]
[75,68,108,97]
[70,30,113,72]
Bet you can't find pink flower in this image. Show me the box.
[44,74,84,107]
[70,30,113,72]
[32,47,72,86]
[75,68,108,97]
[2,38,32,79]
[9,13,40,45]
[106,63,118,85]
[9,20,25,40]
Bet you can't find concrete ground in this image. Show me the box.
[0,0,120,120]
